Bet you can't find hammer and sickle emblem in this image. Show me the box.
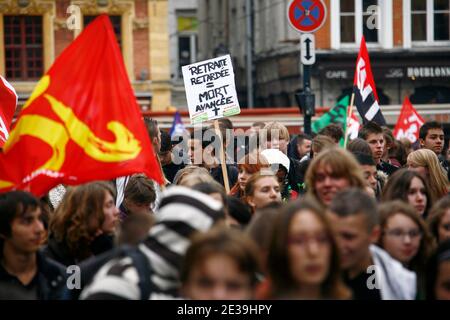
[1,76,142,187]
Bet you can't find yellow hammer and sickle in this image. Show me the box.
[0,180,14,189]
[1,75,142,187]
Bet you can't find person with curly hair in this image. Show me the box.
[43,181,119,266]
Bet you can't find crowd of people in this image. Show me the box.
[0,117,449,300]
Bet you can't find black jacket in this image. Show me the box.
[438,155,450,181]
[43,234,115,267]
[288,157,308,194]
[0,251,67,300]
[377,160,399,176]
[210,164,238,188]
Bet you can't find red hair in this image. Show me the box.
[229,152,269,198]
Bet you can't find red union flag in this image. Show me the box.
[353,36,386,126]
[393,97,425,143]
[0,75,18,147]
[0,15,163,196]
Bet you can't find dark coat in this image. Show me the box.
[0,251,67,300]
[43,234,115,267]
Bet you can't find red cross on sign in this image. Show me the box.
[288,0,327,33]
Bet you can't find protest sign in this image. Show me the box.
[182,54,241,124]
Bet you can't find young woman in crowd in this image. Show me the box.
[172,165,213,186]
[265,196,351,299]
[377,200,434,297]
[43,181,119,266]
[305,148,367,208]
[180,226,260,300]
[244,170,282,213]
[428,195,450,244]
[388,140,408,168]
[407,149,449,200]
[425,239,450,300]
[382,169,432,217]
[229,152,269,200]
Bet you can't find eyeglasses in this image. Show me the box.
[288,234,330,247]
[384,229,422,240]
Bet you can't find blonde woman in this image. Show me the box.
[407,149,449,201]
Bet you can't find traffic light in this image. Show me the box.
[295,90,315,116]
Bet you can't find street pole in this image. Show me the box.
[245,0,254,109]
[296,35,315,135]
[287,0,324,134]
[303,64,311,135]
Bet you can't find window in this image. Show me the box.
[434,0,450,40]
[331,0,392,49]
[362,0,379,42]
[84,15,122,49]
[411,0,427,41]
[339,0,379,44]
[4,15,43,80]
[340,0,356,43]
[176,15,198,78]
[407,0,450,45]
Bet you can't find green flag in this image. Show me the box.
[312,95,350,147]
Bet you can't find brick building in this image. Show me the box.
[0,0,171,111]
[197,0,450,111]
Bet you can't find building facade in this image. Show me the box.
[0,0,172,111]
[197,0,450,112]
[168,0,198,108]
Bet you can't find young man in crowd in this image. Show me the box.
[0,191,66,300]
[359,121,398,176]
[265,121,291,155]
[121,174,156,219]
[296,133,312,160]
[327,188,417,300]
[353,152,380,199]
[288,133,312,162]
[188,128,238,189]
[319,123,344,145]
[159,130,185,183]
[264,121,304,195]
[419,121,449,178]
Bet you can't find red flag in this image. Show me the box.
[346,107,361,140]
[353,36,386,125]
[0,15,163,196]
[0,75,18,147]
[393,97,425,144]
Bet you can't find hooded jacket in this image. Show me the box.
[80,186,225,300]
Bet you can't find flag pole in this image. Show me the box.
[343,93,355,149]
[214,120,230,193]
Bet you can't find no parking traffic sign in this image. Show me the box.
[288,0,327,33]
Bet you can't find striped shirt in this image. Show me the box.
[80,186,224,300]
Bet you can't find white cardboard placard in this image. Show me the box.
[182,54,241,124]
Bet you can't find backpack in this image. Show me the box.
[63,245,153,300]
